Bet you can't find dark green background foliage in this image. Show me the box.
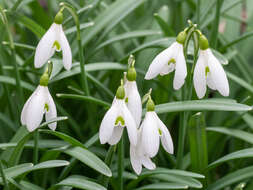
[0,0,253,189]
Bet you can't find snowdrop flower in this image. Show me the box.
[34,11,72,70]
[21,72,57,132]
[124,57,142,126]
[99,83,137,146]
[141,98,174,158]
[193,34,229,99]
[145,31,187,90]
[130,128,156,175]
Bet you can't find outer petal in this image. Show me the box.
[25,86,47,132]
[107,126,124,145]
[125,81,142,126]
[34,23,57,68]
[206,73,216,90]
[21,86,41,125]
[173,43,187,90]
[160,63,175,76]
[193,51,207,99]
[141,112,160,157]
[141,156,156,170]
[122,102,137,146]
[207,49,229,96]
[145,42,177,80]
[60,26,72,70]
[45,87,57,130]
[154,113,174,154]
[130,144,142,175]
[99,101,118,144]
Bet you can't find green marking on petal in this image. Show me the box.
[125,97,128,103]
[53,40,61,51]
[115,116,125,126]
[168,58,176,65]
[205,67,210,77]
[158,128,162,136]
[44,103,49,112]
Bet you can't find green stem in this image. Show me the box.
[197,0,201,25]
[101,146,115,188]
[210,0,224,48]
[33,129,39,164]
[0,160,9,190]
[11,0,23,11]
[118,137,124,190]
[60,2,90,95]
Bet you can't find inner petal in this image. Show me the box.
[115,115,125,126]
[52,40,61,52]
[160,58,176,76]
[44,103,49,112]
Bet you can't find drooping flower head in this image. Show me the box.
[34,11,72,70]
[141,97,174,158]
[99,81,137,146]
[124,55,142,126]
[145,31,187,90]
[193,34,229,99]
[21,66,57,132]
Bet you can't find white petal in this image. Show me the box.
[45,87,57,130]
[145,42,178,80]
[99,101,118,144]
[206,73,216,90]
[173,44,187,90]
[153,113,174,154]
[193,51,207,99]
[21,86,41,125]
[207,49,229,96]
[141,156,156,170]
[34,23,57,68]
[107,126,124,145]
[160,63,175,76]
[25,86,47,132]
[60,26,72,70]
[130,144,142,175]
[122,102,137,146]
[141,112,160,157]
[124,81,142,126]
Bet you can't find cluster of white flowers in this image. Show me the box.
[99,58,174,175]
[145,31,229,99]
[21,11,71,132]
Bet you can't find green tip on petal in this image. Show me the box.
[54,11,63,24]
[146,98,155,111]
[40,73,49,86]
[127,67,136,81]
[199,34,209,50]
[116,85,125,99]
[176,31,187,44]
[115,116,125,126]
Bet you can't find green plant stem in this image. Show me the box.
[0,160,9,190]
[118,137,124,190]
[11,0,23,11]
[33,129,39,164]
[60,2,90,95]
[210,0,223,48]
[197,0,201,25]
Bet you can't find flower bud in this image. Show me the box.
[199,34,209,50]
[176,31,187,44]
[116,85,125,99]
[54,11,63,24]
[146,98,155,112]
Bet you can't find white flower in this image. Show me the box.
[124,80,142,126]
[193,48,229,99]
[99,98,137,146]
[21,85,57,132]
[145,41,187,90]
[130,128,156,175]
[34,23,72,70]
[141,111,174,158]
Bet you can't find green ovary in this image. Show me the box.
[53,40,61,51]
[115,116,125,126]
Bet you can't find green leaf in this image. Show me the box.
[154,13,175,36]
[63,147,112,177]
[39,116,68,128]
[20,181,44,190]
[65,22,94,35]
[0,76,35,92]
[54,175,106,190]
[56,94,111,107]
[39,129,86,149]
[32,160,69,170]
[135,183,188,190]
[153,99,252,114]
[208,148,253,169]
[206,166,253,190]
[206,127,253,144]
